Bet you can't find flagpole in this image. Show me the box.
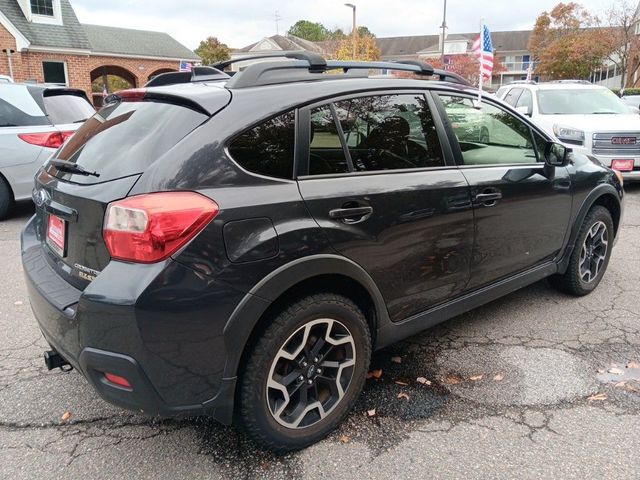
[478,17,484,104]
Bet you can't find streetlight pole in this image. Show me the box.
[440,0,447,64]
[345,3,357,59]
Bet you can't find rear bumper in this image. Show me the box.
[21,214,240,423]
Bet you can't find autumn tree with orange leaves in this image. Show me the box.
[602,0,640,89]
[529,2,611,80]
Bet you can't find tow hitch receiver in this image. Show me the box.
[44,350,72,371]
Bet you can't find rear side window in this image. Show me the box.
[228,111,296,179]
[0,87,48,127]
[43,93,95,125]
[52,100,207,184]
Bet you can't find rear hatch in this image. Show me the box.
[33,89,222,289]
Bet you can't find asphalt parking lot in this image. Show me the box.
[1,186,639,480]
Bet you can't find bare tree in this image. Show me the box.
[604,0,640,89]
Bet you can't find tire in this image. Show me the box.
[0,176,14,221]
[238,293,371,452]
[549,206,614,296]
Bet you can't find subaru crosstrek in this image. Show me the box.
[22,55,624,451]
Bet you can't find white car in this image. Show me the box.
[0,84,95,219]
[496,82,640,181]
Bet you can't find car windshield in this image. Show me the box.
[537,88,629,115]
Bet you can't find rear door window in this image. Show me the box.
[43,92,95,125]
[0,86,48,127]
[309,94,444,173]
[51,100,208,184]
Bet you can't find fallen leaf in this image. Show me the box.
[366,409,377,417]
[469,375,484,381]
[445,374,462,385]
[339,435,351,444]
[493,373,505,382]
[609,367,624,375]
[397,392,410,401]
[614,381,627,388]
[587,393,607,402]
[394,379,409,386]
[627,360,640,369]
[61,411,72,422]
[366,369,383,380]
[626,384,639,393]
[390,356,402,364]
[416,377,431,386]
[14,301,23,306]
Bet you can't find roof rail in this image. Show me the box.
[223,56,474,89]
[549,79,591,85]
[506,80,537,85]
[145,66,230,88]
[213,51,327,71]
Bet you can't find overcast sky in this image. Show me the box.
[71,0,615,50]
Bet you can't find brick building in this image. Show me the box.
[0,0,199,105]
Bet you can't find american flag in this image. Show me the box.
[472,25,494,80]
[179,61,193,72]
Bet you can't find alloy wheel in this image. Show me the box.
[579,220,608,283]
[266,318,356,429]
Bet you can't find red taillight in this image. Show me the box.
[104,372,132,389]
[18,131,74,148]
[103,192,219,263]
[115,88,147,101]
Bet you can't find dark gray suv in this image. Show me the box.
[22,54,623,451]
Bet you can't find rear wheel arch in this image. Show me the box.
[0,172,15,220]
[222,255,389,381]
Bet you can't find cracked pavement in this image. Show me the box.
[1,186,639,479]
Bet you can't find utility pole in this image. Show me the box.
[274,10,282,35]
[345,3,357,59]
[440,0,447,64]
[2,48,15,80]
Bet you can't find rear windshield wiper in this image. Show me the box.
[48,159,100,178]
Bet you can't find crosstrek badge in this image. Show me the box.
[47,215,65,256]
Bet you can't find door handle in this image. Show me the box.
[329,206,373,220]
[474,190,502,207]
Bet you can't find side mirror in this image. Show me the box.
[516,105,532,117]
[544,142,570,167]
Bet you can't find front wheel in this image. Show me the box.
[549,206,614,296]
[238,293,371,451]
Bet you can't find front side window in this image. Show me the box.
[439,94,538,166]
[307,94,444,174]
[503,88,522,107]
[31,0,54,16]
[228,110,296,179]
[516,89,533,113]
[42,61,67,85]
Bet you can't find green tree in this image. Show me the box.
[357,26,375,38]
[194,36,231,66]
[287,20,330,41]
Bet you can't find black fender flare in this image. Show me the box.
[220,254,390,379]
[557,182,622,274]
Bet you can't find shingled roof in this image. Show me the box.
[83,24,199,60]
[237,34,324,53]
[0,0,90,50]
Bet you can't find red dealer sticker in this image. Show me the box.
[47,214,66,257]
[611,159,634,172]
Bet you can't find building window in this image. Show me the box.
[42,61,67,85]
[31,0,54,16]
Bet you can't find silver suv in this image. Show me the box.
[0,84,95,219]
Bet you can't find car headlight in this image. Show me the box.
[553,125,585,146]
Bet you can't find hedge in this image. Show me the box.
[611,87,640,96]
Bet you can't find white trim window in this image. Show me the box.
[42,60,68,85]
[28,0,63,26]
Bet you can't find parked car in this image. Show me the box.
[22,57,623,452]
[0,84,95,219]
[621,94,640,111]
[496,81,640,180]
[0,75,13,83]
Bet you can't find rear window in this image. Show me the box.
[0,87,48,127]
[43,92,95,125]
[51,100,208,184]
